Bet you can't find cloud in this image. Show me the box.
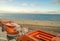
[0,0,38,7]
[45,10,60,14]
[30,4,37,7]
[0,0,13,5]
[0,10,60,14]
[52,0,60,4]
[0,10,10,13]
[21,3,28,7]
[20,3,37,7]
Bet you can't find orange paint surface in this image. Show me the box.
[2,21,19,35]
[17,35,35,41]
[17,30,59,41]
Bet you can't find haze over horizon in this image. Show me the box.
[0,0,60,14]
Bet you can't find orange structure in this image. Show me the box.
[17,30,60,41]
[0,21,12,32]
[2,21,19,35]
[1,21,19,41]
[1,21,14,32]
[4,24,19,35]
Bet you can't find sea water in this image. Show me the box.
[0,14,60,21]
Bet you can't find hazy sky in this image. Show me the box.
[0,0,60,14]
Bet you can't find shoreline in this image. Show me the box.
[14,20,60,27]
[1,18,60,26]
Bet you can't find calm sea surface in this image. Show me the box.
[0,14,60,21]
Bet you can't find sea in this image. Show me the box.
[0,14,60,21]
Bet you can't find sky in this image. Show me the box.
[0,0,60,14]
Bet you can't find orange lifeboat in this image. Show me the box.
[17,35,35,41]
[0,18,2,25]
[52,36,60,41]
[2,21,19,41]
[1,21,14,32]
[5,25,19,35]
[17,30,60,41]
[3,21,19,35]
